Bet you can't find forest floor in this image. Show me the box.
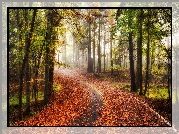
[13,68,172,126]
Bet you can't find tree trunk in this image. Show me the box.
[103,25,106,73]
[75,43,77,67]
[25,61,31,115]
[77,44,79,67]
[82,49,85,67]
[49,48,55,98]
[73,35,75,65]
[64,44,66,63]
[93,29,96,73]
[129,32,136,92]
[33,44,44,109]
[128,11,136,92]
[167,39,171,100]
[110,35,113,75]
[98,16,101,73]
[136,9,143,95]
[167,57,171,100]
[18,9,37,120]
[44,33,50,105]
[144,9,150,96]
[33,58,38,105]
[16,9,23,88]
[48,10,60,101]
[150,43,154,75]
[23,9,31,116]
[44,12,52,105]
[88,22,93,73]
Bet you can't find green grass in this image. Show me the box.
[112,83,171,100]
[112,83,131,91]
[9,91,44,115]
[9,83,62,107]
[146,87,169,99]
[9,83,63,125]
[9,91,44,107]
[9,93,26,107]
[9,91,45,124]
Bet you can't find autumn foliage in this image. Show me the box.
[12,68,170,126]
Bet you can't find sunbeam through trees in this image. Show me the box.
[8,7,172,127]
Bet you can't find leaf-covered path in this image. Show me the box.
[14,68,171,126]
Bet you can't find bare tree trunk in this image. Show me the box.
[98,16,101,73]
[16,9,22,91]
[167,58,171,100]
[77,44,80,67]
[103,25,106,73]
[64,44,66,63]
[129,32,136,92]
[128,11,136,92]
[33,58,38,106]
[136,9,143,95]
[88,21,93,72]
[49,48,55,98]
[167,37,171,100]
[44,13,52,105]
[33,44,44,109]
[93,28,96,73]
[25,62,31,115]
[110,35,113,75]
[75,43,78,67]
[73,35,75,65]
[24,9,31,116]
[18,9,37,120]
[144,9,150,96]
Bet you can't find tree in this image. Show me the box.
[44,9,61,104]
[18,9,37,120]
[24,9,31,115]
[136,9,143,95]
[128,10,137,92]
[87,13,93,73]
[98,15,101,73]
[144,9,151,96]
[103,23,106,73]
[110,31,114,75]
[115,9,137,92]
[93,23,96,73]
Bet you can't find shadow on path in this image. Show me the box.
[71,83,103,126]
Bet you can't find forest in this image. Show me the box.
[8,7,173,126]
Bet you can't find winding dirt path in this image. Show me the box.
[57,68,104,126]
[55,68,171,126]
[13,68,171,127]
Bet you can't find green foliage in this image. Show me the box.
[112,83,130,91]
[9,91,44,107]
[146,87,169,100]
[113,83,169,100]
[9,94,26,106]
[8,8,172,125]
[115,8,171,43]
[9,91,45,124]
